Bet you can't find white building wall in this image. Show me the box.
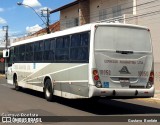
[135,0,160,91]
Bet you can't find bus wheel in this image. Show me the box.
[44,79,53,101]
[14,75,20,91]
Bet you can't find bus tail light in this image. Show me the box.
[93,69,102,88]
[147,71,154,88]
[149,71,154,83]
[93,70,99,81]
[93,70,98,76]
[94,75,99,81]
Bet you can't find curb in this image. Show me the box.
[137,95,160,103]
[0,74,5,77]
[151,97,160,101]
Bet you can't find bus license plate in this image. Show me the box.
[119,78,130,87]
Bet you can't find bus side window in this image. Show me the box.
[14,46,19,62]
[34,41,44,61]
[71,34,81,47]
[70,34,81,61]
[25,43,33,62]
[44,39,53,61]
[51,38,56,61]
[80,32,89,61]
[70,32,89,62]
[19,45,26,62]
[55,36,69,61]
[81,32,89,46]
[8,47,14,66]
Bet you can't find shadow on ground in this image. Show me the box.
[12,87,160,115]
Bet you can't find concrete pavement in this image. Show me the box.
[153,91,160,100]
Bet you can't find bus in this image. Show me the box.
[3,23,154,101]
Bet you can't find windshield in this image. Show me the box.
[95,25,152,52]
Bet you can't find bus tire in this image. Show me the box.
[14,75,21,91]
[44,79,53,101]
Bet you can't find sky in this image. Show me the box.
[0,0,75,45]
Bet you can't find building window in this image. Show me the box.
[74,18,79,26]
[99,9,107,21]
[112,5,122,17]
[65,18,79,28]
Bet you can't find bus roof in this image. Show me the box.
[11,23,149,47]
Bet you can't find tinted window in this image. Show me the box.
[14,46,19,62]
[25,43,33,61]
[19,45,25,61]
[11,32,90,63]
[43,39,55,61]
[81,32,89,46]
[34,41,44,61]
[8,47,14,66]
[70,32,89,62]
[55,36,69,61]
[71,34,81,47]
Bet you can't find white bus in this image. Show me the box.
[4,23,154,101]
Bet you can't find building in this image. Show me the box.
[31,21,60,36]
[13,21,60,42]
[50,0,160,92]
[50,0,136,30]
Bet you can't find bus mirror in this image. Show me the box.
[3,49,10,58]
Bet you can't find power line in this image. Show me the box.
[9,0,160,38]
[89,0,159,16]
[58,0,160,24]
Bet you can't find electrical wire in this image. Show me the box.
[8,0,160,38]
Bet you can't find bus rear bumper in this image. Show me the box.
[89,85,155,98]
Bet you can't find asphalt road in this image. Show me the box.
[0,77,160,125]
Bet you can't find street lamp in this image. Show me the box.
[17,2,50,34]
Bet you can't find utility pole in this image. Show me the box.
[17,2,51,34]
[47,8,50,34]
[2,26,9,49]
[2,25,9,74]
[41,8,50,34]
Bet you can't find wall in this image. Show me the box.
[125,0,160,92]
[60,4,79,30]
[90,0,134,23]
[79,0,90,25]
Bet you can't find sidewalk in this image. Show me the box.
[0,74,5,78]
[152,90,160,100]
[138,91,160,104]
